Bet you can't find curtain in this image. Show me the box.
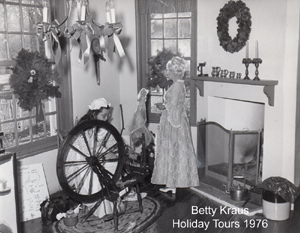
[137,0,196,14]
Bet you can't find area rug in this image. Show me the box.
[45,196,162,233]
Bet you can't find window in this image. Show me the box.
[136,0,197,124]
[0,0,73,158]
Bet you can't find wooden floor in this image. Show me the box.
[22,176,300,233]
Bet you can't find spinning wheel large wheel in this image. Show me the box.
[57,120,125,203]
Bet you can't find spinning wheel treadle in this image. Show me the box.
[57,120,125,203]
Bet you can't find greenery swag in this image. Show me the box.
[147,49,183,89]
[9,49,61,111]
[217,0,251,53]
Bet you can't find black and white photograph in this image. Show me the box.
[0,0,300,232]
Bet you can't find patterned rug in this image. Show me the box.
[44,197,162,233]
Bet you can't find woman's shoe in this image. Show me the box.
[159,187,176,194]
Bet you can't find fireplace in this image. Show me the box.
[192,76,278,190]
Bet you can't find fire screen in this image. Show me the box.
[197,120,263,190]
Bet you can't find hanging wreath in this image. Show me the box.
[217,0,251,53]
[9,48,61,112]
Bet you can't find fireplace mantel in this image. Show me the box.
[191,76,278,106]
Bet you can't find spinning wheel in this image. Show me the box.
[57,120,125,203]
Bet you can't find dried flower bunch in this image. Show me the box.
[217,0,251,53]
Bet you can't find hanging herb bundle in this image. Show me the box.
[9,48,61,112]
[147,49,182,89]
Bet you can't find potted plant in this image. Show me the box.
[261,176,299,221]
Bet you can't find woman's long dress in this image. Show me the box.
[151,80,200,188]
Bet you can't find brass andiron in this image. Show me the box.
[252,58,262,81]
[242,58,252,80]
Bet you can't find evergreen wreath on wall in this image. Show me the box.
[9,48,61,112]
[216,0,251,53]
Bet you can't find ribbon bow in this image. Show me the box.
[37,17,68,64]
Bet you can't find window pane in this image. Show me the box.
[0,34,8,60]
[151,40,163,56]
[18,119,31,145]
[16,106,30,118]
[22,0,43,4]
[1,122,16,148]
[46,114,57,137]
[164,19,176,38]
[185,60,191,75]
[151,19,163,38]
[178,39,190,57]
[7,5,21,32]
[36,6,43,22]
[24,35,38,51]
[178,12,191,17]
[164,13,176,18]
[44,98,57,113]
[0,93,14,121]
[150,13,162,19]
[23,7,37,33]
[8,34,22,58]
[178,19,191,38]
[0,4,5,31]
[32,120,45,141]
[164,39,176,53]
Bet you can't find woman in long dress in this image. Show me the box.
[151,56,200,194]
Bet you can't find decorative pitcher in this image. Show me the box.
[220,69,228,78]
[211,67,221,77]
[229,71,235,79]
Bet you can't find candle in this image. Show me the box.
[80,0,87,21]
[255,40,259,58]
[42,2,49,23]
[109,0,116,23]
[77,0,81,21]
[245,41,249,58]
[105,2,111,23]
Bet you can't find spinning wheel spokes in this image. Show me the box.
[66,164,89,183]
[57,120,125,203]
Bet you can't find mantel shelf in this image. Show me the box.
[191,76,279,106]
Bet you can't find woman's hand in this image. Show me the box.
[155,103,166,110]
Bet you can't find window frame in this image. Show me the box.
[0,0,73,159]
[136,0,197,125]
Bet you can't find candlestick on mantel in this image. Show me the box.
[255,40,259,58]
[105,2,111,23]
[109,0,116,24]
[245,41,249,58]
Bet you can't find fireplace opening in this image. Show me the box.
[198,121,263,189]
[197,97,265,190]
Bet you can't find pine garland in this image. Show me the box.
[9,49,61,111]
